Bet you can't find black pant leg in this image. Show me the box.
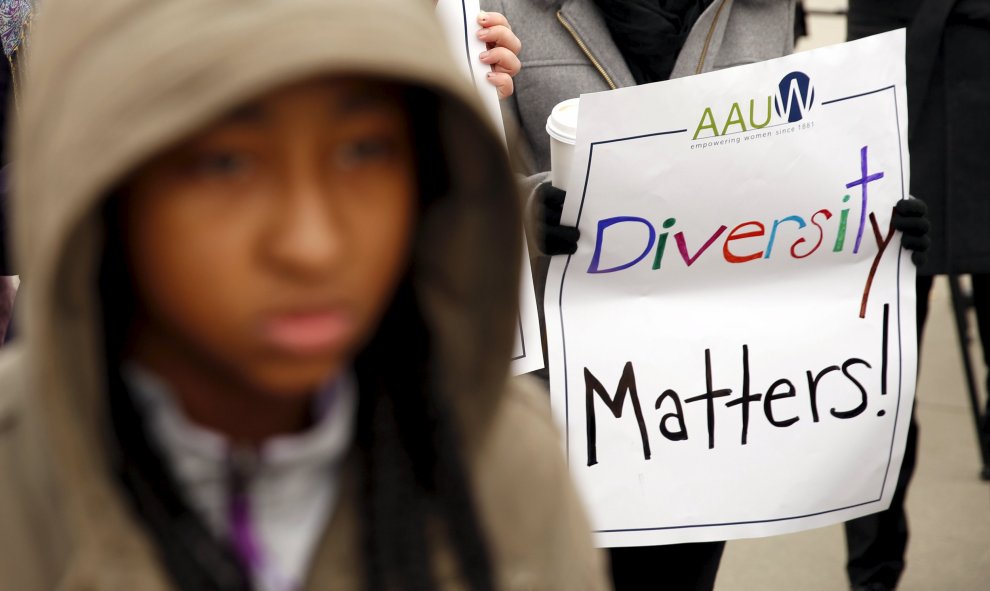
[967,274,990,400]
[609,542,725,591]
[843,275,932,589]
[843,414,919,590]
[965,274,990,438]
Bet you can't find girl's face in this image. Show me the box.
[123,78,417,398]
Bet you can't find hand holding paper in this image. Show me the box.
[533,183,579,256]
[435,0,544,376]
[476,10,521,99]
[892,198,930,266]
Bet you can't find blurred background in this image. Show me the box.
[717,2,990,590]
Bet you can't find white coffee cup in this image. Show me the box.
[546,98,579,192]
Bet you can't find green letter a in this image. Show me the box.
[721,102,747,135]
[693,107,719,140]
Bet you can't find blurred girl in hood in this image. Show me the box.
[0,1,607,589]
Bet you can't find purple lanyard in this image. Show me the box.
[227,450,297,591]
[225,379,341,590]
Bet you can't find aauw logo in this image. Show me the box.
[692,71,816,140]
[775,71,815,123]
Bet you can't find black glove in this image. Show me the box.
[892,197,930,267]
[532,182,580,256]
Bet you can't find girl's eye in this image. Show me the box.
[334,137,396,169]
[186,151,253,179]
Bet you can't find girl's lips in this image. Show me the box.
[262,310,354,355]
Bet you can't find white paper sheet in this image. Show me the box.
[436,0,545,376]
[545,30,917,546]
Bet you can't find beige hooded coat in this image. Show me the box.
[0,0,610,589]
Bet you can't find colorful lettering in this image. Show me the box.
[589,216,656,274]
[652,218,677,270]
[792,209,832,259]
[721,102,747,136]
[693,107,720,140]
[723,221,766,263]
[676,226,728,267]
[750,96,772,129]
[846,145,885,254]
[765,216,807,259]
[833,195,851,252]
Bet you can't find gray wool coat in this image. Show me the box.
[482,0,797,176]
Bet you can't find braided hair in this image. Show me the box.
[355,88,495,591]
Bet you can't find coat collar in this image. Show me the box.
[555,0,637,89]
[551,0,737,83]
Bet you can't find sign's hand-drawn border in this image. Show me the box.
[556,86,907,534]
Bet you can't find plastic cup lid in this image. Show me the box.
[546,98,579,145]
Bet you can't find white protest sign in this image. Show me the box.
[436,0,545,376]
[545,30,917,547]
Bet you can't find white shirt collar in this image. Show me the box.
[122,363,357,591]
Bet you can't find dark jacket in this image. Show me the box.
[849,0,990,274]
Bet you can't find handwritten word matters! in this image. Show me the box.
[585,303,894,467]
